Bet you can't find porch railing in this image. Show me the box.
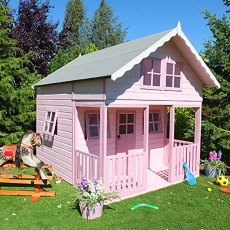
[171,142,199,182]
[104,149,146,197]
[174,139,193,146]
[76,150,99,181]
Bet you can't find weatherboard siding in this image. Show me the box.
[36,83,74,183]
[148,106,168,171]
[105,41,203,104]
[73,79,105,101]
[75,107,165,160]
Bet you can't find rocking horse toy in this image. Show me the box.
[0,132,55,202]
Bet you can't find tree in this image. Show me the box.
[50,0,93,74]
[90,0,127,50]
[201,0,230,157]
[49,0,128,73]
[59,0,88,50]
[48,43,97,74]
[11,0,58,76]
[0,1,42,145]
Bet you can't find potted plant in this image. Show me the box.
[75,176,119,220]
[201,150,229,178]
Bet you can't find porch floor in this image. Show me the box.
[147,168,172,192]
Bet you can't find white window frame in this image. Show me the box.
[149,111,162,133]
[141,58,162,90]
[141,57,183,91]
[43,110,58,136]
[86,112,100,139]
[164,58,183,90]
[117,112,136,135]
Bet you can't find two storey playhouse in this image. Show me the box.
[34,23,219,198]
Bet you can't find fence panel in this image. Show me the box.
[105,149,146,197]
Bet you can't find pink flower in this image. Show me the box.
[209,151,217,161]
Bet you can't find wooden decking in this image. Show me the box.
[147,169,171,192]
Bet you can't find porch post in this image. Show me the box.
[143,105,149,187]
[194,106,202,144]
[99,105,107,179]
[168,105,175,183]
[194,106,202,176]
[72,106,77,185]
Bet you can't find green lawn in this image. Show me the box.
[0,174,230,230]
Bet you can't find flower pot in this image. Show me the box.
[205,166,221,178]
[79,202,103,220]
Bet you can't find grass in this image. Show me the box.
[0,172,230,230]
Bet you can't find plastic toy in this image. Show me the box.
[131,204,159,210]
[220,188,230,194]
[216,176,229,187]
[183,162,196,186]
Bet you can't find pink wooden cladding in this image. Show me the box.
[104,149,146,197]
[171,142,199,182]
[76,150,99,181]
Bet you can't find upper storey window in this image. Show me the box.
[142,59,161,88]
[166,62,182,89]
[142,57,183,90]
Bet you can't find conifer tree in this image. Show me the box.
[59,0,88,50]
[91,0,127,50]
[201,0,230,155]
[0,1,42,145]
[49,0,127,73]
[11,0,58,76]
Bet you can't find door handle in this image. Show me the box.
[117,135,121,140]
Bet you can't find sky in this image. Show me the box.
[9,0,228,52]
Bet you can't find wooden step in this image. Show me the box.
[0,189,55,196]
[2,163,53,169]
[0,189,56,202]
[0,174,53,180]
[0,178,50,185]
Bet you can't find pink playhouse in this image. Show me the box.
[34,23,219,198]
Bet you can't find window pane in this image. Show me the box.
[153,60,161,73]
[174,77,181,88]
[49,123,53,133]
[153,113,159,121]
[119,125,126,134]
[166,76,173,87]
[149,113,153,122]
[119,114,126,123]
[175,63,181,75]
[149,123,154,132]
[143,74,151,85]
[127,125,134,134]
[153,74,160,86]
[127,114,134,123]
[89,114,98,125]
[44,122,48,131]
[166,63,173,74]
[51,112,55,122]
[90,126,99,137]
[142,59,152,72]
[47,112,51,120]
[154,123,159,132]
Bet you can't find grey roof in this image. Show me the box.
[34,29,173,87]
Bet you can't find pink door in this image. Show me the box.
[116,112,136,153]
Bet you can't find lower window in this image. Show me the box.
[149,112,162,133]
